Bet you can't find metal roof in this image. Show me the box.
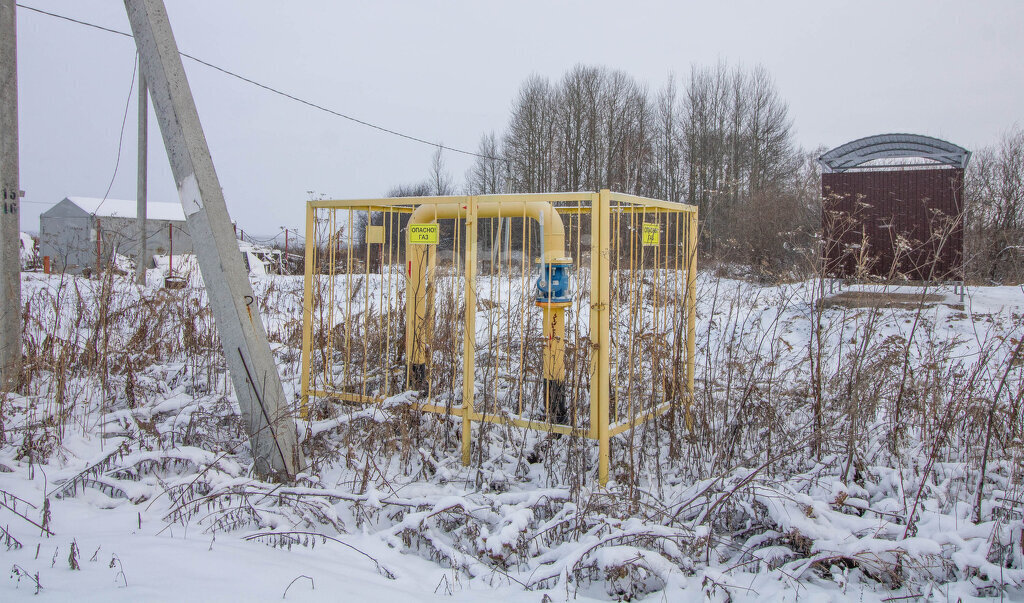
[63,196,186,222]
[818,133,971,173]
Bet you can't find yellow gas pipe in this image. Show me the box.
[404,200,571,422]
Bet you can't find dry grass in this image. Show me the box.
[4,240,1023,598]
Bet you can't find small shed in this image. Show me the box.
[819,134,970,282]
[39,197,193,275]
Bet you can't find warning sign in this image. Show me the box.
[641,223,660,246]
[408,223,439,245]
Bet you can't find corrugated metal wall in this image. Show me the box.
[822,168,964,281]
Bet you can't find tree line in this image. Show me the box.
[381,62,819,275]
[966,126,1024,283]
[387,62,1022,283]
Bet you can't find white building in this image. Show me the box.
[39,197,192,275]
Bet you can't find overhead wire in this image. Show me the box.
[93,54,138,217]
[15,3,506,163]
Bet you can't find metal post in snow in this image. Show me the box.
[95,217,102,276]
[123,0,300,480]
[135,57,148,285]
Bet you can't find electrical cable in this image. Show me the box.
[93,54,138,217]
[16,3,506,163]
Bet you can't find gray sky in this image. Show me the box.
[14,1,1024,236]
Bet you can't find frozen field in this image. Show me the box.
[0,268,1022,601]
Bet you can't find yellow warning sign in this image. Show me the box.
[408,223,439,245]
[642,223,660,246]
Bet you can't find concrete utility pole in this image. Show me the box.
[135,57,148,285]
[123,0,301,480]
[0,0,22,386]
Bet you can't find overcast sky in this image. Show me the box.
[13,0,1024,236]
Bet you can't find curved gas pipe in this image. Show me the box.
[405,200,573,423]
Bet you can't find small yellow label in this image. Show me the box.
[408,223,439,245]
[642,223,660,245]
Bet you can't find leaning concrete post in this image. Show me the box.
[124,0,301,480]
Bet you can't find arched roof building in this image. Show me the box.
[820,134,969,281]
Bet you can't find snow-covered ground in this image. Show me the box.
[19,232,35,269]
[1,268,1022,601]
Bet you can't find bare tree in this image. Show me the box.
[429,147,455,196]
[745,65,796,197]
[683,61,730,241]
[482,61,804,274]
[681,61,798,259]
[465,131,505,195]
[554,65,603,192]
[966,126,1024,283]
[504,75,557,193]
[652,74,684,203]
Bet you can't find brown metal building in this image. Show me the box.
[819,134,970,282]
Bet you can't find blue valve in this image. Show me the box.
[536,260,572,304]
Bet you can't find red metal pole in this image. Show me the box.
[168,222,173,276]
[95,217,101,276]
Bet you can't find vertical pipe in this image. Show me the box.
[325,211,336,389]
[685,209,698,425]
[384,209,393,396]
[461,196,477,465]
[361,209,371,402]
[589,193,601,439]
[95,217,102,276]
[135,58,148,285]
[168,221,173,276]
[344,209,352,389]
[504,217,511,261]
[597,189,611,486]
[283,227,288,274]
[299,204,316,417]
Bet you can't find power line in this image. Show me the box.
[93,54,137,217]
[16,3,505,163]
[17,3,131,38]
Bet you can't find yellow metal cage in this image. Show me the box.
[299,189,697,485]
